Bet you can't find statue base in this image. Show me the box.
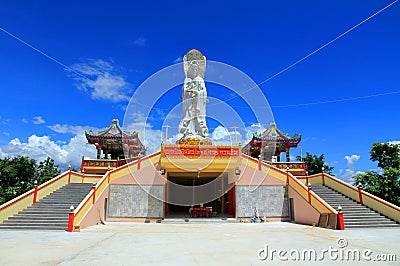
[176,137,213,146]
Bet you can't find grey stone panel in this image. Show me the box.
[236,185,288,217]
[108,185,164,218]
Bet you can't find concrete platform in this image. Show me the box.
[0,222,399,265]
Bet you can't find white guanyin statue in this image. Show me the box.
[178,49,209,140]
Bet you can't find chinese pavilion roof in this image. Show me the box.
[251,122,301,144]
[243,122,301,155]
[85,119,145,155]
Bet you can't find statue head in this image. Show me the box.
[183,49,206,79]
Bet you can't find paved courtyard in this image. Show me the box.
[0,222,399,265]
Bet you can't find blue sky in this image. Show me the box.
[0,0,399,182]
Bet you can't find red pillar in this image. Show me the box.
[286,167,289,185]
[305,171,309,185]
[67,206,75,232]
[337,206,345,230]
[68,165,72,184]
[307,183,312,204]
[33,180,38,204]
[233,184,236,218]
[80,156,84,172]
[92,184,96,204]
[137,157,141,170]
[358,184,363,204]
[258,158,261,171]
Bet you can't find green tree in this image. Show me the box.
[296,152,334,175]
[35,157,61,185]
[0,156,37,204]
[0,156,61,204]
[354,143,400,205]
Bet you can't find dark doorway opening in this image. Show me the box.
[165,172,235,218]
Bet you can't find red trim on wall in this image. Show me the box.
[0,191,33,210]
[324,173,400,212]
[325,175,357,192]
[362,191,399,211]
[0,172,69,211]
[311,194,334,213]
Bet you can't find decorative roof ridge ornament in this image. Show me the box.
[85,119,138,137]
[259,122,301,141]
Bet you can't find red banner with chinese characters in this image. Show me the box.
[162,145,241,158]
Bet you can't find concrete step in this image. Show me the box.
[0,226,68,230]
[344,219,396,225]
[0,183,93,231]
[312,184,399,228]
[13,214,67,219]
[8,216,67,221]
[345,224,400,228]
[2,220,68,225]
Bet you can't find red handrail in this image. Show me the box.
[0,171,69,211]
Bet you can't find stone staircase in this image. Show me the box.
[0,183,93,230]
[312,184,400,228]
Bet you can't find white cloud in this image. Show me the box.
[2,132,10,136]
[0,116,10,125]
[339,168,365,183]
[133,37,146,46]
[388,140,400,145]
[339,154,362,183]
[211,126,229,141]
[32,116,45,124]
[68,59,132,102]
[344,154,360,167]
[0,134,96,170]
[48,124,100,135]
[21,118,28,123]
[209,125,243,146]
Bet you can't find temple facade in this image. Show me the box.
[2,49,399,232]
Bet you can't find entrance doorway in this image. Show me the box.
[165,172,235,218]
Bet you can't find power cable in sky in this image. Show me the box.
[0,0,398,110]
[0,27,90,81]
[216,0,399,105]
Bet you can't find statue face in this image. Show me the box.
[188,60,200,78]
